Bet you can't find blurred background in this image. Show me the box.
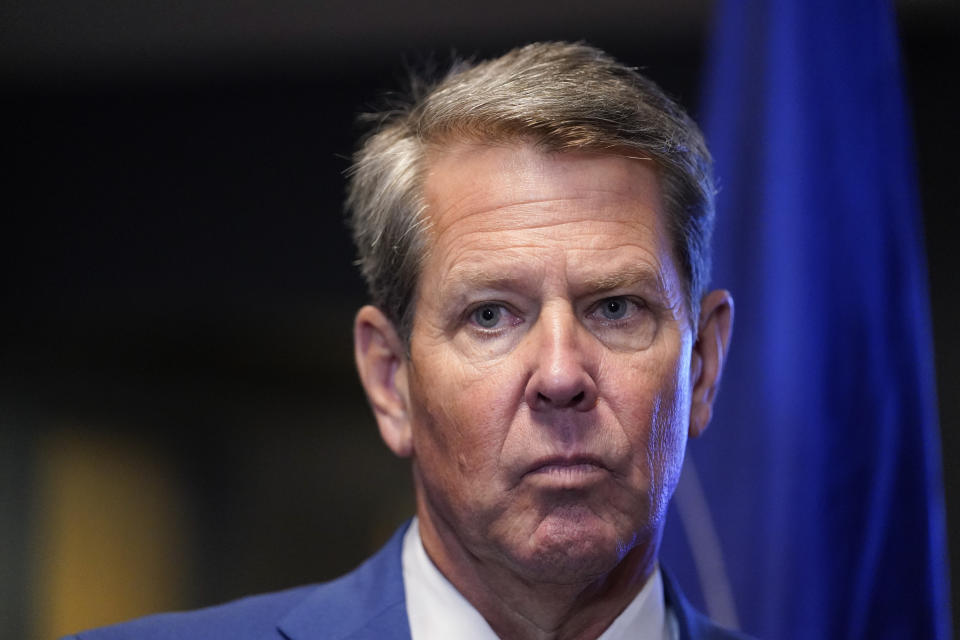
[2,1,957,638]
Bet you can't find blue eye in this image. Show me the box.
[473,304,502,328]
[599,297,630,320]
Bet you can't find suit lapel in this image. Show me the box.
[662,564,735,640]
[277,523,412,640]
[276,523,739,640]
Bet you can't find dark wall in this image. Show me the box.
[906,20,960,634]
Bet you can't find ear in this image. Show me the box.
[354,305,413,457]
[689,290,734,439]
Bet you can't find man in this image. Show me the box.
[67,42,745,640]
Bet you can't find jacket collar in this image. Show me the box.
[661,564,746,640]
[277,521,741,640]
[277,522,412,640]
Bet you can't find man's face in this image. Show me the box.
[394,142,696,583]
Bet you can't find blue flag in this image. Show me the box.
[660,1,952,638]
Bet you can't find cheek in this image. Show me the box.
[644,353,693,506]
[408,359,519,480]
[649,393,688,482]
[603,347,691,479]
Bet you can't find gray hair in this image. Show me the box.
[347,41,715,341]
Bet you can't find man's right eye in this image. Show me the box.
[471,304,503,329]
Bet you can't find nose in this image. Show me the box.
[524,306,598,412]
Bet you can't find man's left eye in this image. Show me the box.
[594,296,636,321]
[471,304,505,329]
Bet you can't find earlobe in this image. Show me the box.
[354,305,413,458]
[689,290,734,439]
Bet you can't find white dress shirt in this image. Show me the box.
[402,518,678,639]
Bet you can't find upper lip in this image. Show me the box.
[523,454,609,476]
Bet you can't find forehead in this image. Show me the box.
[422,142,664,234]
[419,143,672,273]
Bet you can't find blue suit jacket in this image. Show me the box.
[66,522,752,640]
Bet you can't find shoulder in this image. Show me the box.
[63,584,318,640]
[64,523,411,640]
[661,567,758,640]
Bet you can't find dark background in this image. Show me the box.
[2,1,957,637]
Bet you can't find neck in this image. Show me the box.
[415,505,660,640]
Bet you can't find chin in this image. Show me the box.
[510,505,638,584]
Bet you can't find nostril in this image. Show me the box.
[535,390,587,408]
[533,389,590,409]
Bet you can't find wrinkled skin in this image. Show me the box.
[355,142,732,639]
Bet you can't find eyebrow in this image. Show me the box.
[439,266,535,301]
[439,262,669,304]
[579,264,667,294]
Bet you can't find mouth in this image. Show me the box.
[523,455,610,486]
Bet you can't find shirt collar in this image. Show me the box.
[401,517,674,640]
